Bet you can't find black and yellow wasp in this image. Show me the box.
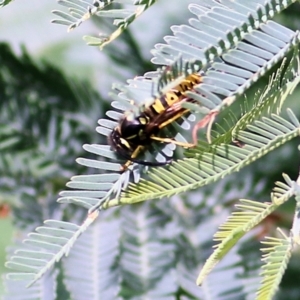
[109,73,203,171]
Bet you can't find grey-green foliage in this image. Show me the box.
[2,1,300,300]
[0,0,11,7]
[52,0,158,48]
[0,42,104,225]
[0,42,105,298]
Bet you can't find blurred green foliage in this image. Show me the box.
[0,1,300,299]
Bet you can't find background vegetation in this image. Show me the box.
[1,1,300,299]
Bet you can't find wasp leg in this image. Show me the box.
[192,110,218,144]
[157,108,190,129]
[120,145,145,171]
[150,136,195,148]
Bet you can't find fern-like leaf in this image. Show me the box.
[196,200,278,285]
[52,0,157,48]
[3,269,59,300]
[256,235,292,300]
[272,173,296,204]
[59,27,300,213]
[5,216,99,287]
[103,110,300,208]
[4,3,300,294]
[151,0,299,65]
[197,172,298,286]
[63,211,121,300]
[118,203,178,298]
[183,25,300,117]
